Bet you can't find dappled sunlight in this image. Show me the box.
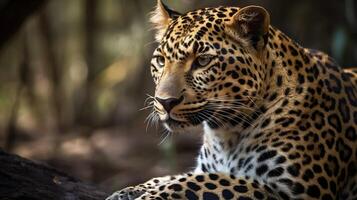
[97,59,131,88]
[60,137,92,157]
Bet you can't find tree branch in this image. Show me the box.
[0,149,109,200]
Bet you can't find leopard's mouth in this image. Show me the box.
[154,101,208,132]
[160,103,257,132]
[156,109,207,132]
[160,115,201,132]
[155,98,256,132]
[160,107,237,133]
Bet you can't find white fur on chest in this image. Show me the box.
[194,123,245,174]
[194,123,283,182]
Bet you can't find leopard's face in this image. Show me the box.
[150,4,269,132]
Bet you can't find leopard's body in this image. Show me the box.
[107,1,357,200]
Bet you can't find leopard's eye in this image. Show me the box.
[194,55,213,68]
[156,56,165,67]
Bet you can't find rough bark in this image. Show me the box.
[0,149,109,200]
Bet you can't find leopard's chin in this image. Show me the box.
[162,118,203,133]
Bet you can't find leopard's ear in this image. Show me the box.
[150,0,181,41]
[226,6,270,51]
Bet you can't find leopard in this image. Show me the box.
[107,1,357,199]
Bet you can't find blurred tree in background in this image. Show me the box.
[0,0,355,192]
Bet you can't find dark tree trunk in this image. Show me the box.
[74,0,98,128]
[39,11,64,132]
[0,149,109,200]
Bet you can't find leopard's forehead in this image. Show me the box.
[158,7,239,60]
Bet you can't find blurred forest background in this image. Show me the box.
[0,0,356,192]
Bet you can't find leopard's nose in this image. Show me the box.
[156,96,184,113]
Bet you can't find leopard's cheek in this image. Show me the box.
[151,65,163,85]
[189,64,223,95]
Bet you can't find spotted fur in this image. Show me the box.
[107,1,357,200]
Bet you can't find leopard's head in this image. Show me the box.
[149,0,271,132]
